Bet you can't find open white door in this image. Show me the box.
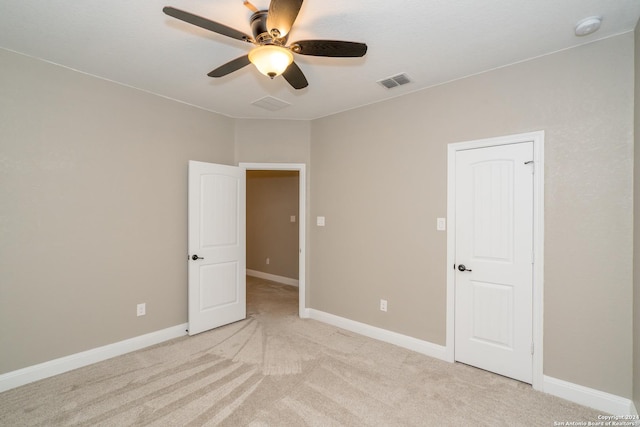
[188,160,246,336]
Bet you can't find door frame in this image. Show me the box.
[445,131,544,390]
[240,162,308,319]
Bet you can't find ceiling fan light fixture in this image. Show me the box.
[248,45,294,78]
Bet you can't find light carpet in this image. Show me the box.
[0,276,602,426]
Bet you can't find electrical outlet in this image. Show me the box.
[380,299,387,312]
[137,303,146,317]
[266,257,270,265]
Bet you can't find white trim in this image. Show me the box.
[300,307,311,319]
[247,269,299,287]
[543,376,636,416]
[532,132,545,390]
[446,131,545,389]
[0,323,187,393]
[240,163,307,319]
[307,309,448,361]
[445,149,456,364]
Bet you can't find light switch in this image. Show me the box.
[290,215,296,223]
[437,217,446,231]
[317,216,325,227]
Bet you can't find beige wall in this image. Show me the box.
[0,49,235,374]
[310,34,634,398]
[634,18,640,413]
[234,119,311,165]
[246,170,299,279]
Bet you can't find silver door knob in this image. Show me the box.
[458,264,472,272]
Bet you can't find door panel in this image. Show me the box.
[471,281,514,349]
[472,160,513,262]
[188,161,246,336]
[200,262,239,309]
[454,142,533,383]
[200,174,239,247]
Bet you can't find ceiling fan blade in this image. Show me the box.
[290,40,367,57]
[282,61,308,90]
[267,0,303,38]
[163,7,253,43]
[207,55,251,77]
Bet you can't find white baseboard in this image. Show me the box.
[543,375,636,415]
[306,309,637,417]
[0,323,188,393]
[3,316,636,419]
[247,269,299,287]
[306,308,448,362]
[300,307,312,319]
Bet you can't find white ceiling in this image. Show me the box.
[1,0,639,120]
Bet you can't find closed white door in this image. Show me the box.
[454,142,533,383]
[188,161,246,336]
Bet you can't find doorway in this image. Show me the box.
[445,131,544,389]
[240,163,307,318]
[246,170,300,285]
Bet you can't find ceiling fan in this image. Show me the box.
[163,0,367,89]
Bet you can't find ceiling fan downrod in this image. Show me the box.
[243,1,259,13]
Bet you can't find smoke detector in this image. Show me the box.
[575,16,602,36]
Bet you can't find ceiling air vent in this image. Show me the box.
[251,96,291,111]
[377,73,412,89]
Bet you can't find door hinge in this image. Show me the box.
[524,160,535,174]
[531,342,534,355]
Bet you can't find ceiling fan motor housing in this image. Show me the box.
[251,11,286,45]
